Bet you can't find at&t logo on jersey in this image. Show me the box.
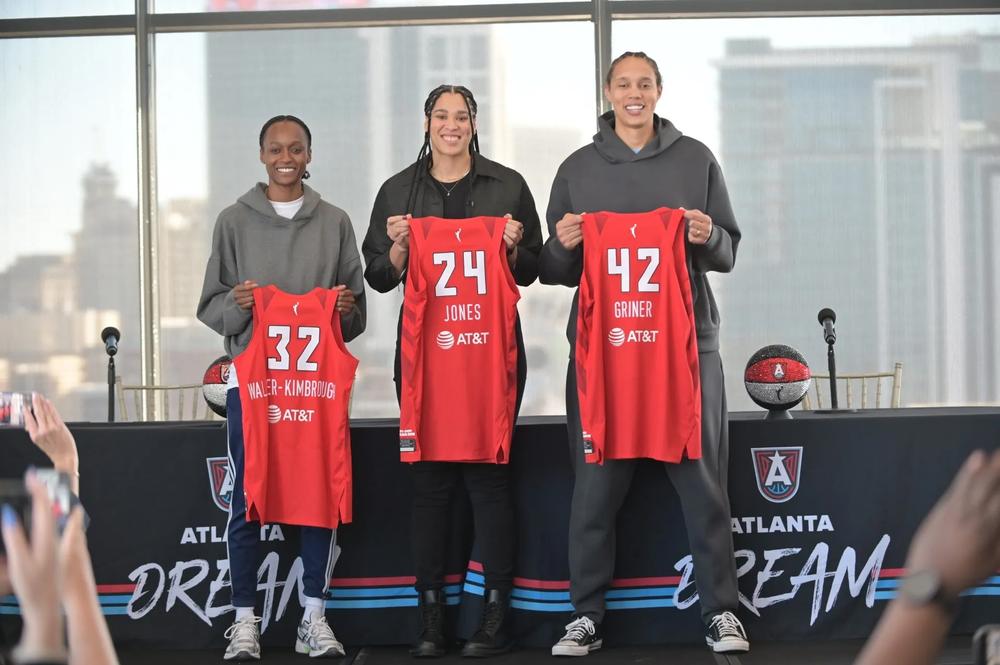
[606,326,660,347]
[436,331,454,349]
[435,330,491,350]
[205,457,233,513]
[266,405,316,424]
[751,446,803,503]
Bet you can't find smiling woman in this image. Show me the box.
[362,83,544,657]
[196,113,368,661]
[258,114,313,201]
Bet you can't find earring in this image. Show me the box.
[303,170,311,180]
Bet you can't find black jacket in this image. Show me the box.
[363,153,542,291]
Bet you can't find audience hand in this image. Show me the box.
[2,471,67,663]
[23,394,79,494]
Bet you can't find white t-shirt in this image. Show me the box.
[270,195,305,220]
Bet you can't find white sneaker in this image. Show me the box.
[223,614,262,661]
[295,615,346,658]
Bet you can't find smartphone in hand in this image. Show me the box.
[0,469,73,554]
[0,392,33,427]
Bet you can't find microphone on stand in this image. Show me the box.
[101,327,120,357]
[817,309,839,409]
[101,327,121,422]
[818,308,836,345]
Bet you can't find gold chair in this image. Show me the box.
[801,362,903,410]
[115,377,214,421]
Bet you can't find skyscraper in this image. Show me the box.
[717,33,1000,408]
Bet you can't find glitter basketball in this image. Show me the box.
[744,345,811,410]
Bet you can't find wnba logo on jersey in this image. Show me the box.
[205,457,234,513]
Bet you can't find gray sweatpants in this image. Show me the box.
[565,350,738,624]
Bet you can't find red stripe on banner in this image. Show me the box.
[880,569,906,578]
[331,575,416,587]
[473,562,679,590]
[610,576,683,588]
[330,573,465,588]
[513,577,570,590]
[96,584,136,593]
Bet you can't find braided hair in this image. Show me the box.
[405,85,481,214]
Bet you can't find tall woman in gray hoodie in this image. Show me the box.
[197,115,366,661]
[539,52,748,657]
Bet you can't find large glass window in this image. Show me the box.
[614,16,1000,409]
[155,0,577,12]
[0,1,132,18]
[0,36,138,421]
[156,21,594,417]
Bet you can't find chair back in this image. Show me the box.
[115,377,214,421]
[801,362,903,410]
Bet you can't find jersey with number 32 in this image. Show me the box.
[576,208,701,464]
[400,216,520,463]
[234,285,358,529]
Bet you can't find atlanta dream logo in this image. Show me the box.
[206,457,234,513]
[751,446,803,503]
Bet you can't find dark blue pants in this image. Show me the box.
[226,387,338,608]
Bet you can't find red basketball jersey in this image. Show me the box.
[400,216,520,463]
[575,208,701,464]
[234,285,359,529]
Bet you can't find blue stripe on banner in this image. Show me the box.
[466,571,485,585]
[876,580,900,590]
[102,607,130,616]
[606,587,677,600]
[98,595,134,605]
[1,596,16,603]
[0,607,20,615]
[464,583,484,597]
[874,591,896,601]
[983,576,1000,585]
[331,586,416,599]
[512,588,571,602]
[511,599,575,612]
[326,590,463,610]
[963,588,1000,597]
[606,598,675,610]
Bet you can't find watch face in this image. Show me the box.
[903,570,939,603]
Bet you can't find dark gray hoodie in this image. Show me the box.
[197,183,367,357]
[539,111,740,353]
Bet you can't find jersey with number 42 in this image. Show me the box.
[400,216,520,463]
[576,208,701,464]
[234,285,358,529]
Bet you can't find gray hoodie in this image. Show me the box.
[197,183,367,357]
[539,112,740,353]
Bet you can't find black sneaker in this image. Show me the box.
[705,611,749,653]
[551,616,602,657]
[461,589,512,657]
